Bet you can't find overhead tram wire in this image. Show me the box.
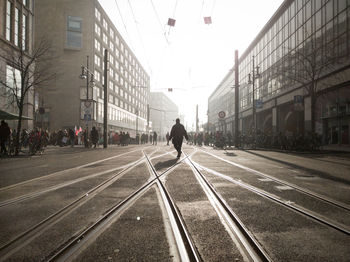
[126,0,153,74]
[149,0,170,44]
[113,0,135,52]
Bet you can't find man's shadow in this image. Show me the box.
[154,158,179,170]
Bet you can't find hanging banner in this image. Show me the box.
[168,18,176,27]
[204,16,212,24]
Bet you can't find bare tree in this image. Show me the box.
[281,31,345,133]
[0,38,55,155]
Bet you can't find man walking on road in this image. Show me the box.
[169,118,188,158]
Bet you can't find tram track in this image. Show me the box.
[183,152,272,262]
[42,150,196,262]
[0,149,178,260]
[0,147,146,193]
[199,149,350,212]
[2,145,348,261]
[0,149,177,208]
[145,151,201,262]
[189,152,350,236]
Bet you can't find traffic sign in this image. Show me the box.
[84,114,91,121]
[218,111,226,118]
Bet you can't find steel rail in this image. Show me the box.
[184,152,272,262]
[0,149,177,208]
[43,151,194,262]
[194,161,350,236]
[0,147,147,192]
[0,158,149,260]
[0,149,164,259]
[199,149,350,212]
[144,151,201,262]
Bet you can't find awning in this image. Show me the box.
[0,109,33,120]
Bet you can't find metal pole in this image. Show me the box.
[86,56,89,148]
[234,50,239,148]
[103,49,108,148]
[86,56,89,100]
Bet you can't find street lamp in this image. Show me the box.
[247,55,260,146]
[79,55,95,147]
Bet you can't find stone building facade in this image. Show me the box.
[0,0,35,129]
[35,0,150,136]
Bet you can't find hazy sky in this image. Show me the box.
[99,0,284,131]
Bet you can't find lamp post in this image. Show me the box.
[248,55,260,146]
[79,55,95,147]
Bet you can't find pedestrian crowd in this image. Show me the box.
[0,120,164,157]
[185,129,322,151]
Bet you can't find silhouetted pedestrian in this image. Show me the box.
[166,132,170,145]
[153,131,157,145]
[91,126,99,148]
[169,118,188,158]
[0,120,11,155]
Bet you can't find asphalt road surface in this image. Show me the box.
[0,143,349,261]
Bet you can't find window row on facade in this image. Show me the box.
[239,0,349,110]
[93,5,150,121]
[209,0,349,122]
[96,103,147,129]
[5,0,31,51]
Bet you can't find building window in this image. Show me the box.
[6,1,12,41]
[94,70,101,82]
[95,8,100,21]
[103,18,108,30]
[103,33,108,44]
[109,28,114,38]
[22,14,27,50]
[6,65,22,97]
[66,16,82,48]
[94,38,101,53]
[14,8,19,46]
[95,23,101,37]
[109,54,114,67]
[94,54,101,67]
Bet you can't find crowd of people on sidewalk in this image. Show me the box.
[185,129,322,151]
[0,121,165,157]
[1,117,325,157]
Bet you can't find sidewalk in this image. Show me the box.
[321,144,350,153]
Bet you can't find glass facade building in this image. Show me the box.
[208,0,350,145]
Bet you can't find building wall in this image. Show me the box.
[34,0,150,135]
[208,0,350,145]
[0,0,35,130]
[35,0,95,131]
[149,92,179,139]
